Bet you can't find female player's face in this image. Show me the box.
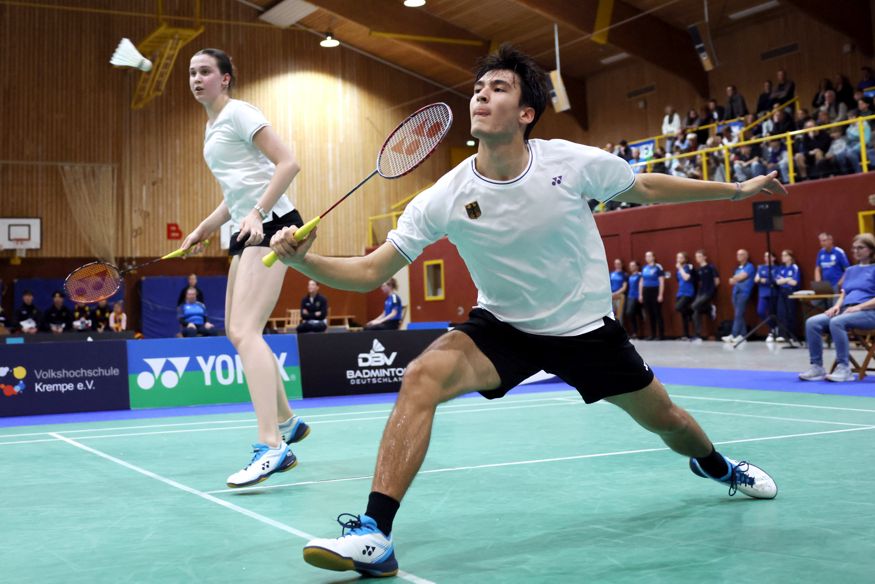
[189,54,228,104]
[470,70,531,141]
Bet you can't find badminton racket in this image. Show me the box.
[63,241,210,304]
[262,102,453,267]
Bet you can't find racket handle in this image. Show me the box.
[262,218,321,267]
[162,239,211,260]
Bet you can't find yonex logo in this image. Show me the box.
[137,357,190,390]
[551,175,563,186]
[363,545,376,556]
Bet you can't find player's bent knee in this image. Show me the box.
[399,357,452,405]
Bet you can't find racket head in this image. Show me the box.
[63,261,122,304]
[377,102,453,179]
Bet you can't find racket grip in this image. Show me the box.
[262,218,320,267]
[162,239,211,260]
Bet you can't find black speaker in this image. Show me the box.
[688,24,716,71]
[753,200,783,232]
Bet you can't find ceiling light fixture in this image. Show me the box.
[728,1,780,21]
[320,32,340,48]
[404,0,426,7]
[599,52,629,65]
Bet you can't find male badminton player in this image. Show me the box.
[181,48,309,488]
[271,45,782,577]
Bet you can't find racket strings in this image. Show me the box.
[378,104,453,178]
[64,262,121,303]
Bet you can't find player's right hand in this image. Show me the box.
[180,227,206,252]
[270,226,317,262]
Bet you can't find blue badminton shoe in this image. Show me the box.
[226,442,297,488]
[280,416,311,445]
[303,514,398,578]
[690,454,777,499]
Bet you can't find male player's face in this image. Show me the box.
[470,70,532,141]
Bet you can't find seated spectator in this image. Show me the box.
[811,78,833,109]
[718,125,737,146]
[92,298,110,332]
[364,279,403,331]
[109,301,127,332]
[683,108,701,134]
[770,68,796,108]
[71,302,92,332]
[800,233,875,382]
[650,147,668,174]
[297,280,329,334]
[794,107,812,128]
[771,108,796,135]
[856,97,875,129]
[733,144,766,181]
[821,126,853,176]
[814,109,831,127]
[627,147,643,173]
[857,66,875,91]
[177,273,204,306]
[834,74,855,109]
[13,289,40,334]
[661,106,681,152]
[178,287,215,337]
[756,80,773,117]
[724,85,748,120]
[42,290,72,334]
[615,140,631,161]
[603,142,614,154]
[793,119,831,180]
[704,137,727,181]
[819,90,848,123]
[762,135,790,183]
[844,109,873,173]
[704,98,725,124]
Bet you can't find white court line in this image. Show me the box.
[0,395,568,439]
[672,393,875,414]
[684,408,874,427]
[205,425,875,495]
[48,432,434,584]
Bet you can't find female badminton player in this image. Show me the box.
[181,48,309,488]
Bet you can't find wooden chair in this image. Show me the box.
[831,328,875,381]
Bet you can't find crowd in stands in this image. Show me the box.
[609,232,854,350]
[1,289,124,335]
[600,66,875,209]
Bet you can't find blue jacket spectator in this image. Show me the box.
[775,250,801,342]
[815,232,850,289]
[725,249,755,342]
[365,278,403,331]
[178,287,216,337]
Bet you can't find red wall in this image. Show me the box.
[407,173,875,336]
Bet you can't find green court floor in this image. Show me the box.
[2,384,874,583]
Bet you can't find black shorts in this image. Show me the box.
[228,209,304,257]
[453,308,654,403]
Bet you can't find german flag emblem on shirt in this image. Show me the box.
[465,201,481,219]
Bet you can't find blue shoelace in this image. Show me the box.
[244,444,270,469]
[728,460,755,496]
[336,513,374,536]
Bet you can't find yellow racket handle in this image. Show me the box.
[162,239,211,260]
[262,217,321,267]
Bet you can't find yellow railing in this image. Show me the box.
[631,115,745,152]
[738,96,800,140]
[367,211,404,247]
[629,113,875,185]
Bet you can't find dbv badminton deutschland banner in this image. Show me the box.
[127,336,301,408]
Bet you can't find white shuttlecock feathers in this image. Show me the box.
[110,38,152,72]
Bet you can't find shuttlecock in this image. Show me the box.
[110,38,152,72]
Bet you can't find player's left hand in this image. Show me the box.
[238,211,264,246]
[735,171,787,200]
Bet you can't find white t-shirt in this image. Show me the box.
[386,139,636,336]
[203,99,295,226]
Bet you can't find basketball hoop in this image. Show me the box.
[9,238,27,265]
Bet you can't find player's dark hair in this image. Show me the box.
[474,44,548,140]
[194,48,237,92]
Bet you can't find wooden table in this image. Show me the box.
[788,293,840,320]
[328,314,356,329]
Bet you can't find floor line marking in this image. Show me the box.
[48,432,434,584]
[684,408,874,427]
[672,393,875,413]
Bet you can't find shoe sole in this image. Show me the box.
[303,547,398,578]
[226,454,298,489]
[799,374,826,381]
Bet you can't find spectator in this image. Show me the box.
[793,107,812,128]
[823,126,853,176]
[627,147,643,173]
[756,80,773,117]
[109,301,127,332]
[774,249,801,342]
[856,97,875,129]
[650,147,668,174]
[297,279,329,334]
[661,106,681,152]
[704,136,727,182]
[364,278,403,331]
[178,287,216,337]
[857,66,875,91]
[639,251,665,340]
[819,90,848,123]
[683,108,701,134]
[92,298,110,332]
[177,273,204,306]
[793,119,831,180]
[723,249,755,343]
[71,301,92,332]
[675,252,695,339]
[834,74,855,110]
[691,250,720,342]
[609,258,628,327]
[770,68,795,108]
[603,142,614,154]
[42,290,72,334]
[13,290,40,334]
[800,233,875,382]
[762,135,790,183]
[624,260,643,338]
[814,109,831,127]
[811,78,834,109]
[815,232,851,295]
[770,108,796,135]
[844,108,872,173]
[733,144,766,181]
[704,98,725,124]
[724,85,748,120]
[754,251,780,342]
[615,140,631,161]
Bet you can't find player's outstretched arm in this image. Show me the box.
[269,227,408,292]
[616,171,786,205]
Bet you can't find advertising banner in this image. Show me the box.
[298,329,444,398]
[127,335,301,408]
[0,340,129,417]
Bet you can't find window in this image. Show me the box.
[424,260,445,301]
